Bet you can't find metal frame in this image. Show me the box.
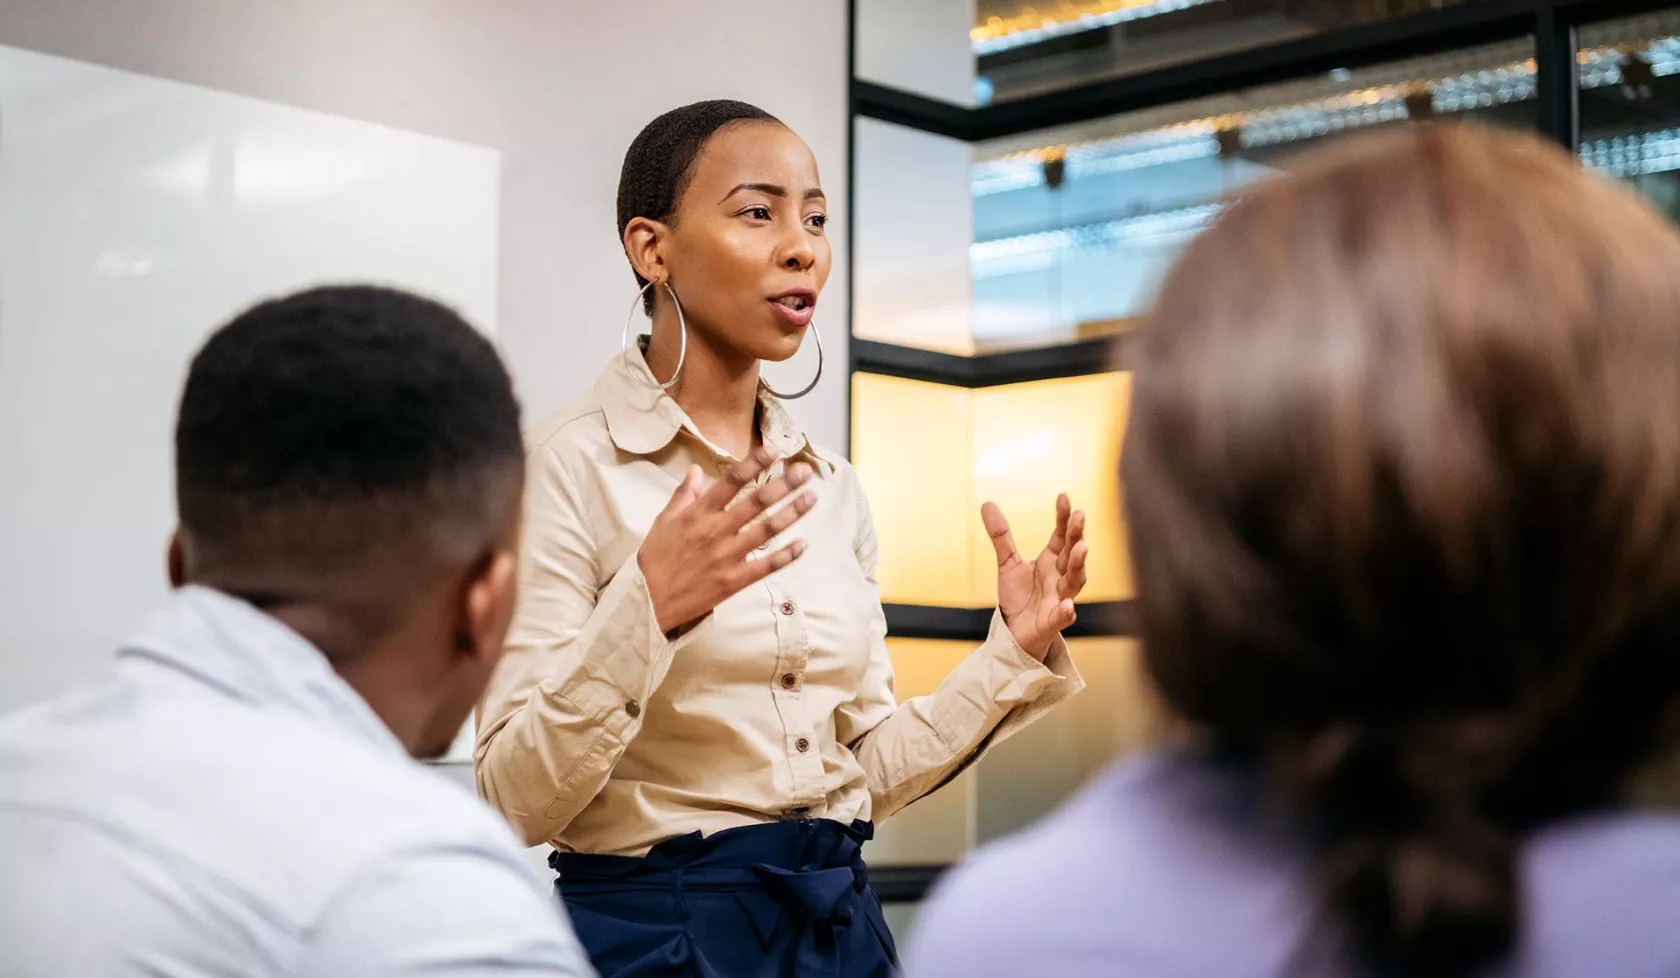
[855,0,1670,146]
[851,334,1130,388]
[883,601,1137,641]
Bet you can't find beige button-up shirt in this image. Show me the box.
[475,346,1085,856]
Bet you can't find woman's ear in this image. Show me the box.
[623,216,669,287]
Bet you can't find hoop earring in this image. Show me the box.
[762,323,823,400]
[622,280,687,391]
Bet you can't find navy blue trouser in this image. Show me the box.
[553,819,899,978]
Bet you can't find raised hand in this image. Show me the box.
[983,493,1089,661]
[639,447,816,635]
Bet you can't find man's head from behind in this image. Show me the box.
[171,285,524,759]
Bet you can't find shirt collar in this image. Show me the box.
[118,586,406,758]
[597,339,833,473]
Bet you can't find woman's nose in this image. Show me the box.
[778,227,815,271]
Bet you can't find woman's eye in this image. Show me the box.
[807,214,828,230]
[744,206,772,221]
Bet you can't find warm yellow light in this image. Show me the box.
[871,639,979,865]
[852,370,1134,608]
[967,373,1133,604]
[873,636,1170,859]
[973,637,1163,841]
[850,374,976,606]
[971,0,1176,45]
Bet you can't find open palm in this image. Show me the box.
[983,493,1089,661]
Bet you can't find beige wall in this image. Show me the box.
[0,0,851,450]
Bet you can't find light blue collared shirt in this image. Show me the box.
[0,585,594,977]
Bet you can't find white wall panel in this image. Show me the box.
[0,44,500,716]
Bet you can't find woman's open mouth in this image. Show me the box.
[769,290,817,328]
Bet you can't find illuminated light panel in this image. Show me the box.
[972,0,1225,55]
[872,636,1167,861]
[873,636,1170,861]
[851,374,977,607]
[870,638,979,865]
[974,637,1162,841]
[852,372,1134,607]
[967,373,1133,605]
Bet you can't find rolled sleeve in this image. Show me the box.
[538,556,710,735]
[954,609,1085,749]
[837,488,1085,822]
[474,443,709,846]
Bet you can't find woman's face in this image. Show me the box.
[648,121,832,364]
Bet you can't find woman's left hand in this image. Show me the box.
[983,493,1089,661]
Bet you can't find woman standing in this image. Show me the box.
[475,100,1089,977]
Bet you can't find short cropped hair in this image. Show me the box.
[175,285,523,575]
[617,99,781,311]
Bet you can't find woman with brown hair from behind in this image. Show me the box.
[906,123,1680,978]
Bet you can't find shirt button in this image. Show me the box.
[780,673,798,690]
[795,737,811,753]
[625,700,641,719]
[779,600,796,616]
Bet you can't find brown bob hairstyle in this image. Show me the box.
[1123,124,1680,976]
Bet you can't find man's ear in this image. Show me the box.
[623,216,670,289]
[459,549,519,665]
[167,531,187,589]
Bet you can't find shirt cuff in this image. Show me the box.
[915,610,1084,754]
[949,609,1086,753]
[982,607,1085,706]
[537,552,713,742]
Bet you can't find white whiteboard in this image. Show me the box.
[0,43,502,748]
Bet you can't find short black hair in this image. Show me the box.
[617,99,781,312]
[175,285,523,575]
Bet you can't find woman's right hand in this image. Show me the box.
[638,447,817,635]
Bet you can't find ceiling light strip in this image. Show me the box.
[972,0,1225,56]
[970,203,1223,278]
[970,139,1680,279]
[1581,128,1680,177]
[972,37,1680,195]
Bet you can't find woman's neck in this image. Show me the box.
[644,308,761,460]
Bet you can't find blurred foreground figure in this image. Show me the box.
[0,286,593,977]
[908,125,1680,978]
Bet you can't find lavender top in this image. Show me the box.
[907,747,1680,978]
